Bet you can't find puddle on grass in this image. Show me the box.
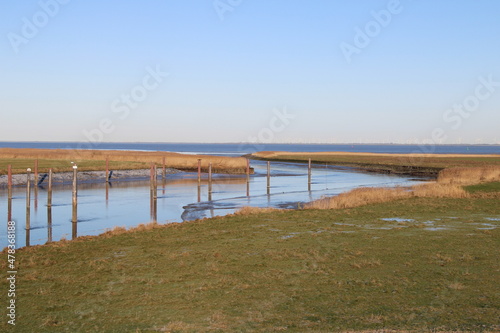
[280,232,300,239]
[484,217,500,221]
[424,227,449,231]
[477,223,497,230]
[380,218,415,223]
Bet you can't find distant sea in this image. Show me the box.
[0,142,499,156]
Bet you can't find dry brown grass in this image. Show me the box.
[305,165,482,210]
[305,187,412,210]
[0,148,248,173]
[412,183,469,198]
[234,206,282,215]
[438,166,500,185]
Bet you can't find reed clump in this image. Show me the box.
[412,183,469,198]
[306,187,412,210]
[304,167,486,210]
[438,166,500,185]
[234,206,282,215]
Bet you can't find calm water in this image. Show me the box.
[1,142,498,248]
[1,160,422,248]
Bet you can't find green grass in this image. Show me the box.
[2,197,499,332]
[465,182,500,193]
[0,158,150,175]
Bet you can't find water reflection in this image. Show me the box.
[1,161,424,248]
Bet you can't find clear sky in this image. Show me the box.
[1,0,499,144]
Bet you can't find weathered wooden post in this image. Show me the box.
[246,158,250,180]
[150,163,154,191]
[105,156,110,182]
[34,160,39,211]
[208,162,213,201]
[197,184,201,203]
[26,168,31,242]
[153,165,158,200]
[7,164,12,200]
[72,165,78,239]
[197,159,202,184]
[7,165,12,221]
[47,204,52,243]
[72,165,78,223]
[152,165,157,222]
[308,158,312,191]
[34,159,39,185]
[47,169,53,243]
[246,158,250,197]
[162,156,166,179]
[267,161,271,194]
[47,169,53,207]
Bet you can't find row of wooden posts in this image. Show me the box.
[6,158,315,245]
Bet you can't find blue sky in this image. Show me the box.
[1,0,499,144]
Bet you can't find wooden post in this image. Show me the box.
[246,158,250,180]
[105,156,110,182]
[308,158,312,191]
[162,156,166,179]
[208,163,212,188]
[26,168,31,233]
[208,162,213,201]
[34,159,39,211]
[47,169,53,243]
[34,159,38,185]
[7,164,12,199]
[152,165,157,222]
[197,159,202,184]
[47,204,52,243]
[47,169,53,207]
[72,165,78,224]
[153,165,158,200]
[245,158,250,196]
[197,184,201,203]
[267,161,271,194]
[150,163,154,192]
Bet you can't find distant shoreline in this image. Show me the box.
[249,151,500,177]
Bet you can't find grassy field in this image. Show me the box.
[2,193,498,332]
[250,151,500,177]
[0,148,250,175]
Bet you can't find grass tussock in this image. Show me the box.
[306,187,412,210]
[305,167,490,210]
[412,183,469,198]
[234,206,282,215]
[438,166,500,185]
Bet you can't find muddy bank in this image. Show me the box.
[247,154,441,178]
[0,168,181,187]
